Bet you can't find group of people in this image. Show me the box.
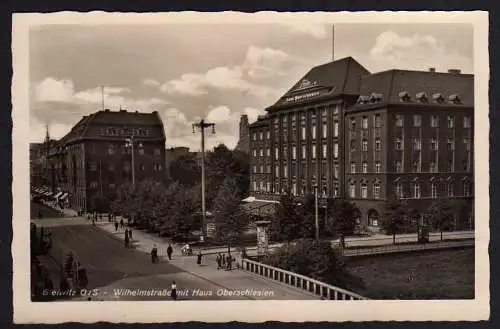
[216,252,234,270]
[150,243,174,263]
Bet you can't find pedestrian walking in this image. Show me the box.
[171,281,177,300]
[222,253,226,269]
[167,244,173,260]
[128,229,133,240]
[216,253,222,270]
[197,251,203,266]
[120,218,124,229]
[227,253,232,271]
[114,222,118,232]
[124,234,129,248]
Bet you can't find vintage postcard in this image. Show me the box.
[12,11,489,323]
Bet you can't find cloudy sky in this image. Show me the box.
[29,22,473,150]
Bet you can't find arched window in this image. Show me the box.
[361,183,368,199]
[368,209,380,227]
[412,182,421,198]
[373,182,381,199]
[430,182,437,198]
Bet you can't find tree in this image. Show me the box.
[294,194,316,239]
[167,183,202,241]
[169,154,201,187]
[264,239,364,292]
[326,199,358,247]
[212,177,250,246]
[425,199,456,241]
[383,198,409,244]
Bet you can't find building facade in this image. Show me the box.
[46,109,166,212]
[248,57,474,232]
[235,114,250,154]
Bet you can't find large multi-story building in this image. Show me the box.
[248,57,474,231]
[44,109,166,212]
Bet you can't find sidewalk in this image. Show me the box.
[95,222,317,300]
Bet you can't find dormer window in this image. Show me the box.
[432,93,445,103]
[398,91,411,102]
[370,93,383,102]
[415,92,428,103]
[357,95,370,104]
[448,93,461,104]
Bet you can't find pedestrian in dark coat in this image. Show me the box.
[120,218,124,229]
[197,251,202,265]
[167,244,173,260]
[114,222,119,231]
[222,253,226,268]
[216,253,222,270]
[227,253,232,271]
[171,281,177,300]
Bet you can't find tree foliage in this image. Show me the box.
[325,199,358,241]
[264,239,364,292]
[169,154,201,188]
[383,197,409,244]
[425,199,456,241]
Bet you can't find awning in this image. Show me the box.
[54,192,63,199]
[60,193,68,200]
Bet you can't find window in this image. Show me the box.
[375,138,381,151]
[260,165,264,173]
[90,181,98,188]
[253,149,257,157]
[333,184,339,197]
[447,139,455,151]
[395,138,403,150]
[350,139,356,151]
[374,114,381,128]
[373,183,381,199]
[275,165,279,177]
[413,139,421,151]
[350,162,356,174]
[267,164,271,173]
[394,161,402,173]
[463,182,470,196]
[292,146,296,160]
[362,117,368,129]
[302,145,306,159]
[284,164,288,178]
[447,116,455,128]
[312,144,316,159]
[334,164,339,178]
[375,161,381,173]
[322,123,327,139]
[333,121,339,137]
[431,138,438,150]
[448,159,454,172]
[260,132,264,140]
[430,162,437,173]
[260,149,263,157]
[395,182,403,198]
[267,148,270,157]
[349,183,356,198]
[266,131,270,139]
[322,144,327,158]
[333,143,339,158]
[464,116,472,128]
[301,126,306,140]
[253,181,257,191]
[412,159,421,173]
[282,146,287,158]
[448,182,454,197]
[413,115,421,127]
[291,113,296,121]
[351,118,356,130]
[464,139,471,151]
[275,147,279,160]
[430,183,437,198]
[89,162,97,171]
[412,183,421,198]
[311,125,317,140]
[362,140,368,152]
[431,116,439,127]
[266,182,270,192]
[362,162,368,173]
[361,184,368,198]
[253,133,257,141]
[107,144,115,155]
[396,114,404,127]
[292,183,297,196]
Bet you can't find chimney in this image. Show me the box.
[448,69,461,75]
[428,68,436,72]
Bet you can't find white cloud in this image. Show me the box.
[243,46,294,79]
[35,77,75,102]
[142,78,161,87]
[365,31,473,73]
[287,23,328,39]
[244,107,265,123]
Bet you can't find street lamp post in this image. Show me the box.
[192,119,216,241]
[313,185,319,241]
[125,135,143,187]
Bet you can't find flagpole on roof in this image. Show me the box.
[101,85,105,110]
[332,24,335,62]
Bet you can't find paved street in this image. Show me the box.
[33,214,317,301]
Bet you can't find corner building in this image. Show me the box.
[47,109,166,212]
[249,57,474,232]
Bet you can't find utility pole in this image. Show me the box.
[314,185,319,241]
[192,119,216,241]
[125,135,137,187]
[101,85,105,110]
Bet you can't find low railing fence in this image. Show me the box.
[240,258,369,300]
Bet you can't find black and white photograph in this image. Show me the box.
[12,11,489,323]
